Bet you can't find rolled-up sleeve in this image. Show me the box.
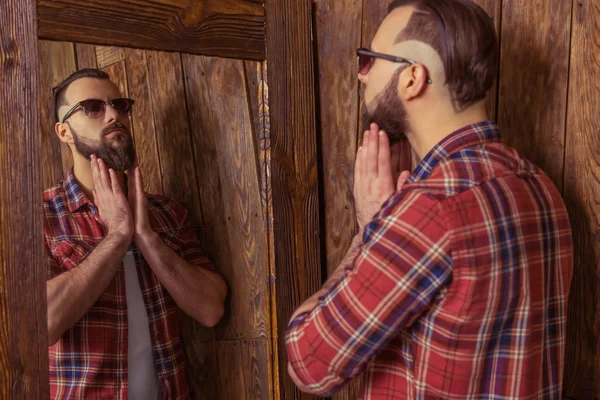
[285,190,452,396]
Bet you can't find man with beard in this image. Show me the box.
[44,68,227,399]
[285,1,573,399]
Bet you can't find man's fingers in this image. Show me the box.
[97,158,111,191]
[377,130,392,181]
[127,168,136,206]
[354,146,363,191]
[91,155,103,191]
[359,131,369,181]
[397,170,411,191]
[109,168,123,196]
[135,167,145,205]
[366,128,379,176]
[370,123,379,135]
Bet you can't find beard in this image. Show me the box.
[70,122,136,171]
[362,69,410,144]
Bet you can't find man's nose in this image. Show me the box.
[103,103,119,123]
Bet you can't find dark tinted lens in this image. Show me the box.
[80,99,106,118]
[358,53,373,75]
[111,98,133,115]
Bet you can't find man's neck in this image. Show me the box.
[72,155,125,202]
[406,101,489,161]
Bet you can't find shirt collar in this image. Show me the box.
[64,168,92,213]
[409,120,501,183]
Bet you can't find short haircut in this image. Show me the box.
[53,68,110,123]
[389,0,498,109]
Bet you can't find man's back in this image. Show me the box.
[364,122,573,399]
[285,122,573,399]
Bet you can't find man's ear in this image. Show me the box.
[397,64,429,101]
[55,122,73,145]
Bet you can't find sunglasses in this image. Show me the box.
[357,48,433,84]
[61,98,135,123]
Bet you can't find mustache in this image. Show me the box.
[101,122,130,136]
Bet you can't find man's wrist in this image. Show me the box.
[134,230,160,248]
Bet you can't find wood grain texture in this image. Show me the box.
[210,57,268,340]
[497,0,572,190]
[101,59,129,98]
[38,0,266,60]
[562,1,600,398]
[96,46,126,69]
[361,0,389,49]
[124,49,163,196]
[244,59,279,400]
[217,340,248,400]
[316,0,362,274]
[265,0,323,398]
[179,330,221,400]
[75,43,98,69]
[38,40,77,188]
[315,1,364,398]
[242,339,270,400]
[145,50,203,224]
[182,55,268,340]
[180,53,234,397]
[0,0,49,397]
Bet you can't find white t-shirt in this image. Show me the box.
[123,251,162,400]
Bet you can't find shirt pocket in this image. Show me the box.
[51,239,100,272]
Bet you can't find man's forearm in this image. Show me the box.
[135,232,227,327]
[47,233,129,345]
[289,233,363,322]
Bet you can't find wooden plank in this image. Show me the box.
[315,2,364,398]
[38,40,77,188]
[497,0,572,190]
[361,0,389,49]
[180,334,221,400]
[562,1,600,398]
[144,54,218,394]
[265,0,322,398]
[180,54,232,342]
[101,59,128,98]
[145,51,203,225]
[242,339,270,400]
[217,341,248,400]
[0,0,48,397]
[38,0,266,60]
[244,59,280,400]
[96,46,126,69]
[182,55,268,340]
[75,43,98,69]
[124,49,163,195]
[316,0,362,274]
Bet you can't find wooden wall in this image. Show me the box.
[39,41,277,400]
[314,0,600,399]
[31,0,600,398]
[0,1,48,398]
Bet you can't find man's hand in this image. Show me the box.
[127,164,155,244]
[354,123,410,230]
[91,155,134,241]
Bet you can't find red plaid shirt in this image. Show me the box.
[286,121,573,399]
[44,168,215,399]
